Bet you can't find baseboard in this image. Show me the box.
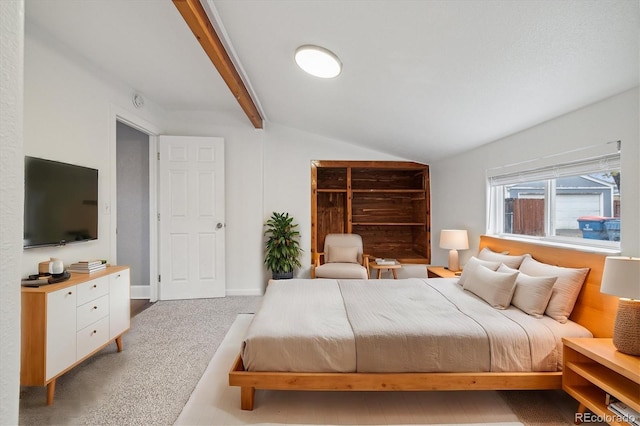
[131,286,262,298]
[225,288,264,296]
[131,285,151,299]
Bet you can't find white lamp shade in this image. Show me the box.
[600,256,640,299]
[439,230,469,250]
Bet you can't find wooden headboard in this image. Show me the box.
[479,235,617,338]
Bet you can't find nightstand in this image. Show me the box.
[562,337,640,426]
[427,266,460,279]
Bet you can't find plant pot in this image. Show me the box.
[272,271,293,280]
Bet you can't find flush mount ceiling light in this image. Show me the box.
[294,45,342,78]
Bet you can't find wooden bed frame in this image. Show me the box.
[229,235,618,410]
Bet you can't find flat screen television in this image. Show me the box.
[23,156,99,248]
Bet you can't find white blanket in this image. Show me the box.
[241,278,592,372]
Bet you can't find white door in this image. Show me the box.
[158,136,225,300]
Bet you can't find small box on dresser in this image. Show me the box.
[21,266,131,405]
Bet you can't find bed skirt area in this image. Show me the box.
[229,355,562,411]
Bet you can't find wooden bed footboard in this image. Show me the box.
[229,235,615,411]
[229,355,562,411]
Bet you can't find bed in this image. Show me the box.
[229,235,618,410]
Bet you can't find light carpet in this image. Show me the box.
[176,314,523,426]
[19,297,262,425]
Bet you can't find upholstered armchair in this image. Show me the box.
[311,233,370,279]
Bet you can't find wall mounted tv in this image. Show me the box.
[24,156,99,249]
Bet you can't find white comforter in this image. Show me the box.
[241,278,591,373]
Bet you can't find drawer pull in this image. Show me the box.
[92,330,97,335]
[93,284,97,288]
[68,291,73,295]
[93,306,98,310]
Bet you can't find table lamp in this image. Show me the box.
[600,256,640,356]
[439,230,469,272]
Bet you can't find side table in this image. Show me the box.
[369,260,402,279]
[427,266,460,279]
[562,337,639,426]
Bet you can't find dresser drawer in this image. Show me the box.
[76,294,109,331]
[76,316,110,360]
[76,276,109,306]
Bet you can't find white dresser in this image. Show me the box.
[21,266,131,405]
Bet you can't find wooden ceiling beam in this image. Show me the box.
[173,0,263,129]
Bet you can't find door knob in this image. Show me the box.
[216,222,223,229]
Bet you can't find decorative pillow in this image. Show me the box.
[457,256,501,286]
[478,247,530,269]
[498,264,556,318]
[328,246,359,264]
[463,264,518,309]
[518,257,589,323]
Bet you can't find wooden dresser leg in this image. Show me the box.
[46,379,56,406]
[240,386,255,411]
[115,336,123,352]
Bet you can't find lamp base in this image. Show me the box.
[612,299,640,357]
[448,249,460,272]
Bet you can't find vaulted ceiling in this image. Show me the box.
[25,0,639,162]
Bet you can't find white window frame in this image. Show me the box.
[486,142,621,253]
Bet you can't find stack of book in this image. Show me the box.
[68,260,106,274]
[375,258,397,266]
[606,394,640,426]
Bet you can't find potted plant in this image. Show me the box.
[264,212,302,280]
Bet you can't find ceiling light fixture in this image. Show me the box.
[294,45,342,79]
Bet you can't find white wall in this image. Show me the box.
[0,2,24,423]
[22,24,167,277]
[262,123,404,281]
[162,116,405,295]
[430,88,640,266]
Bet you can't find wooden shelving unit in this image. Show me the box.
[562,338,640,426]
[311,160,431,264]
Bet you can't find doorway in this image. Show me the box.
[116,121,152,300]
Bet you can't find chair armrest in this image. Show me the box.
[311,252,325,279]
[362,253,371,278]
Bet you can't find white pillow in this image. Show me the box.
[463,264,518,309]
[478,247,530,269]
[457,256,501,286]
[518,257,589,323]
[498,264,556,318]
[328,246,359,264]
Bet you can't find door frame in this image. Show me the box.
[109,104,160,302]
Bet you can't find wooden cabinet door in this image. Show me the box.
[46,287,76,380]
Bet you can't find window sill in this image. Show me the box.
[490,234,622,255]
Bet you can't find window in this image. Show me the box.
[487,143,621,249]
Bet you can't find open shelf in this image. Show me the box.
[312,161,431,264]
[566,361,640,412]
